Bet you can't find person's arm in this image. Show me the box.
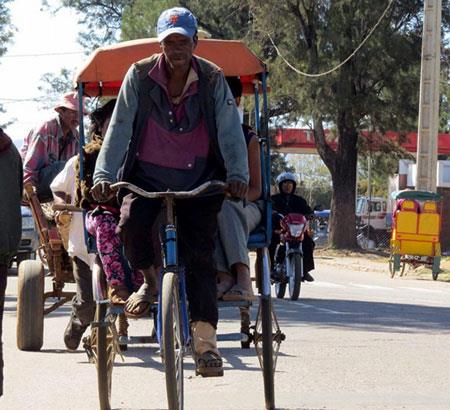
[93,65,139,186]
[213,74,249,197]
[22,130,49,186]
[247,134,261,202]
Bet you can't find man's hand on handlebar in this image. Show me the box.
[91,181,115,202]
[226,180,248,200]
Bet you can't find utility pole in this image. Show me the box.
[415,0,442,192]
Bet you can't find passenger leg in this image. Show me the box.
[86,212,129,304]
[302,232,315,282]
[117,194,160,317]
[64,257,95,350]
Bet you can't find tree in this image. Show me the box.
[248,0,450,248]
[42,0,129,49]
[45,1,450,249]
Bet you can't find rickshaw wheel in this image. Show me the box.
[93,303,116,410]
[255,248,276,410]
[399,261,407,277]
[240,307,251,349]
[288,254,302,301]
[388,256,395,278]
[17,260,44,351]
[161,271,184,410]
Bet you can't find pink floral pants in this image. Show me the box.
[86,212,143,288]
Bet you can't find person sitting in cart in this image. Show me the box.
[215,77,262,301]
[21,91,87,202]
[74,98,145,306]
[50,102,114,351]
[91,7,248,377]
[270,172,315,282]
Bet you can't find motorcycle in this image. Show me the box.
[272,213,308,301]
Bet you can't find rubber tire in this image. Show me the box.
[388,256,395,278]
[162,272,184,410]
[16,260,44,351]
[260,294,275,410]
[96,303,113,410]
[288,254,302,301]
[400,262,407,277]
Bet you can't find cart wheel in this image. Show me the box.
[16,260,44,351]
[288,254,302,301]
[116,313,128,352]
[399,262,407,277]
[388,256,395,278]
[255,248,276,410]
[93,303,116,410]
[432,256,440,281]
[240,307,251,349]
[161,271,184,410]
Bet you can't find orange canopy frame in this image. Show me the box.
[75,38,267,97]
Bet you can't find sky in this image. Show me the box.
[0,0,84,148]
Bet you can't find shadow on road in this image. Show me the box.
[272,297,450,334]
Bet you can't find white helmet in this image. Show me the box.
[276,172,298,185]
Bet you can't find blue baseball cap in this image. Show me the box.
[157,7,198,42]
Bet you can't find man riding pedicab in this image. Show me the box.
[91,7,249,377]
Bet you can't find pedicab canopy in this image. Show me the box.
[390,190,442,201]
[74,38,267,97]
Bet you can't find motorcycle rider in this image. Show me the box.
[270,172,315,282]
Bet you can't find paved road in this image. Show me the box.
[1,255,450,410]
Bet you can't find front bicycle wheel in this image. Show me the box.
[161,271,184,410]
[94,303,116,410]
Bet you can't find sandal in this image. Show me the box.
[222,284,256,302]
[124,283,157,318]
[195,350,223,377]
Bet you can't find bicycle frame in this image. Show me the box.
[155,195,190,350]
[110,180,227,351]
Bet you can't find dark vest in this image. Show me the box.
[118,54,226,184]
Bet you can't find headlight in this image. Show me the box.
[288,223,304,237]
[22,217,35,230]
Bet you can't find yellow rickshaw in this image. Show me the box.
[389,190,442,280]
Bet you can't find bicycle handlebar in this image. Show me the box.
[110,180,227,199]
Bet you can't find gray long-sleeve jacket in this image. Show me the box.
[94,55,249,188]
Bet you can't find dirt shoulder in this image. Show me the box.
[315,248,450,282]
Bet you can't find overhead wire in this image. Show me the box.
[2,51,84,58]
[267,0,396,78]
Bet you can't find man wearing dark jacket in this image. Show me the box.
[0,129,22,396]
[270,172,315,281]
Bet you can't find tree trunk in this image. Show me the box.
[329,160,358,249]
[314,113,359,249]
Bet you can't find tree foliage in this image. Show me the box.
[45,0,450,249]
[247,0,449,248]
